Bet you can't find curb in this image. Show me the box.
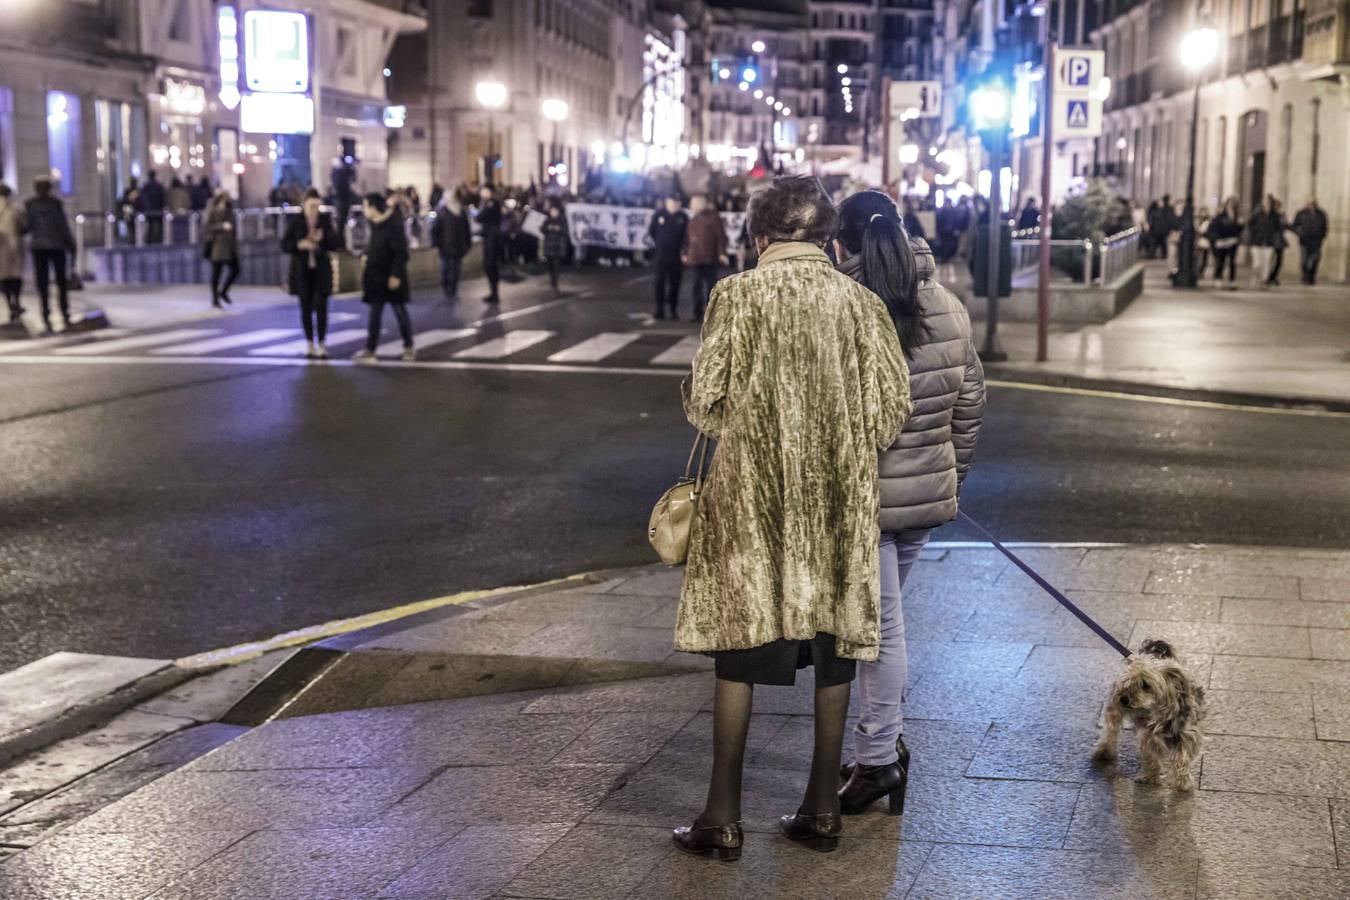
[984,366,1350,414]
[0,664,195,769]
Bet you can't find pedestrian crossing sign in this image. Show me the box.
[1053,93,1101,136]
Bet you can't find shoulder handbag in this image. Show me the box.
[648,432,710,566]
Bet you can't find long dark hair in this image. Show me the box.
[837,190,930,353]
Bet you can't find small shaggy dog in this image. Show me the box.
[1093,639,1206,791]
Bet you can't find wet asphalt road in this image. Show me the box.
[2,269,1349,672]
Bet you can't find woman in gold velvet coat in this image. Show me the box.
[672,176,912,860]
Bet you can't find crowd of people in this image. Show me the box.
[1141,193,1329,288]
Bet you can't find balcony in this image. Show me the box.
[1301,0,1349,67]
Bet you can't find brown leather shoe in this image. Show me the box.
[778,809,842,853]
[672,820,743,861]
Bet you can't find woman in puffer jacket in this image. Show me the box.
[833,190,986,816]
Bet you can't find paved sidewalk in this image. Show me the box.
[984,262,1350,407]
[3,544,1348,898]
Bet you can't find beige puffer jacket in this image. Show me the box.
[839,238,985,533]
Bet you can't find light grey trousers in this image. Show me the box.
[852,529,931,766]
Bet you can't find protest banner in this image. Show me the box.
[564,204,749,255]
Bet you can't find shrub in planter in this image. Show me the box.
[1050,180,1133,281]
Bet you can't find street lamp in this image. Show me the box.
[969,77,1013,361]
[475,79,508,185]
[751,39,766,53]
[542,98,568,184]
[1174,25,1219,288]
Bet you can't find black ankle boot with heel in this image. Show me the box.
[838,736,909,815]
[672,820,743,861]
[779,809,842,852]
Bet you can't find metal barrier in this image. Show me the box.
[1011,228,1094,286]
[1099,226,1141,284]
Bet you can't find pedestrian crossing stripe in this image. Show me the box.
[53,328,219,356]
[4,325,705,368]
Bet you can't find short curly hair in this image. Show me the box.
[746,176,838,246]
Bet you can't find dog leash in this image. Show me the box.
[957,511,1132,659]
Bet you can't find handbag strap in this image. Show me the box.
[683,432,710,488]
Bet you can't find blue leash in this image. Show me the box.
[957,511,1133,659]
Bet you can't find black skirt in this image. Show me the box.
[712,632,856,687]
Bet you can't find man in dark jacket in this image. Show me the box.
[476,185,503,304]
[137,170,167,243]
[1292,198,1329,285]
[430,196,471,300]
[649,195,688,319]
[681,194,726,322]
[23,176,76,332]
[353,193,414,362]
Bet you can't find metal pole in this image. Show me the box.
[982,130,1007,362]
[1175,72,1202,288]
[487,114,495,186]
[74,214,86,278]
[881,76,893,196]
[1037,36,1054,362]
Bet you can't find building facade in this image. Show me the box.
[387,0,682,191]
[0,0,421,214]
[931,0,1348,281]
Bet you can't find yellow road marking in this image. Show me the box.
[987,378,1350,419]
[175,573,591,669]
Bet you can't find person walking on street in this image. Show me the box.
[137,170,167,243]
[23,176,76,333]
[681,194,727,322]
[353,192,414,362]
[281,188,341,358]
[204,191,240,309]
[1016,197,1040,231]
[832,190,985,816]
[0,184,24,324]
[1206,197,1243,289]
[476,185,503,305]
[673,176,912,862]
[1267,198,1289,286]
[1292,198,1329,285]
[430,194,471,300]
[649,195,688,319]
[1247,195,1280,288]
[540,204,569,292]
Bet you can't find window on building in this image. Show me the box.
[337,27,357,77]
[0,88,14,189]
[167,0,191,42]
[1278,103,1292,201]
[467,0,493,19]
[1215,115,1227,199]
[1310,98,1320,181]
[46,91,81,195]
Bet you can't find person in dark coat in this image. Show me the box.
[23,176,76,333]
[1206,197,1243,288]
[540,204,570,292]
[476,185,503,304]
[137,170,167,243]
[353,192,414,362]
[1246,195,1280,289]
[430,195,471,300]
[681,194,727,321]
[1292,198,1329,285]
[649,195,688,319]
[190,176,213,212]
[204,191,240,309]
[1016,197,1040,231]
[280,188,342,357]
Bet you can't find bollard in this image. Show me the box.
[163,212,175,246]
[104,213,116,248]
[1083,239,1094,285]
[134,213,147,247]
[74,214,86,277]
[189,211,201,246]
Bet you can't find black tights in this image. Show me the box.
[210,258,238,302]
[699,677,851,826]
[2,278,20,320]
[299,286,329,342]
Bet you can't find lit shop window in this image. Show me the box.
[46,91,81,195]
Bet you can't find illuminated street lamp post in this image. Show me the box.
[1174,25,1220,288]
[475,79,508,185]
[542,98,568,183]
[970,77,1012,361]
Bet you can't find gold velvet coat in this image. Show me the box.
[675,241,913,662]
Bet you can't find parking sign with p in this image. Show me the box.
[1056,50,1104,93]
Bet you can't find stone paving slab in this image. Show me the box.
[5,545,1350,898]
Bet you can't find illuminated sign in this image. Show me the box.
[163,79,207,116]
[218,6,241,110]
[383,105,407,128]
[240,93,314,135]
[244,10,310,94]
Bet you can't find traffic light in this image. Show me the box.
[968,78,1012,136]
